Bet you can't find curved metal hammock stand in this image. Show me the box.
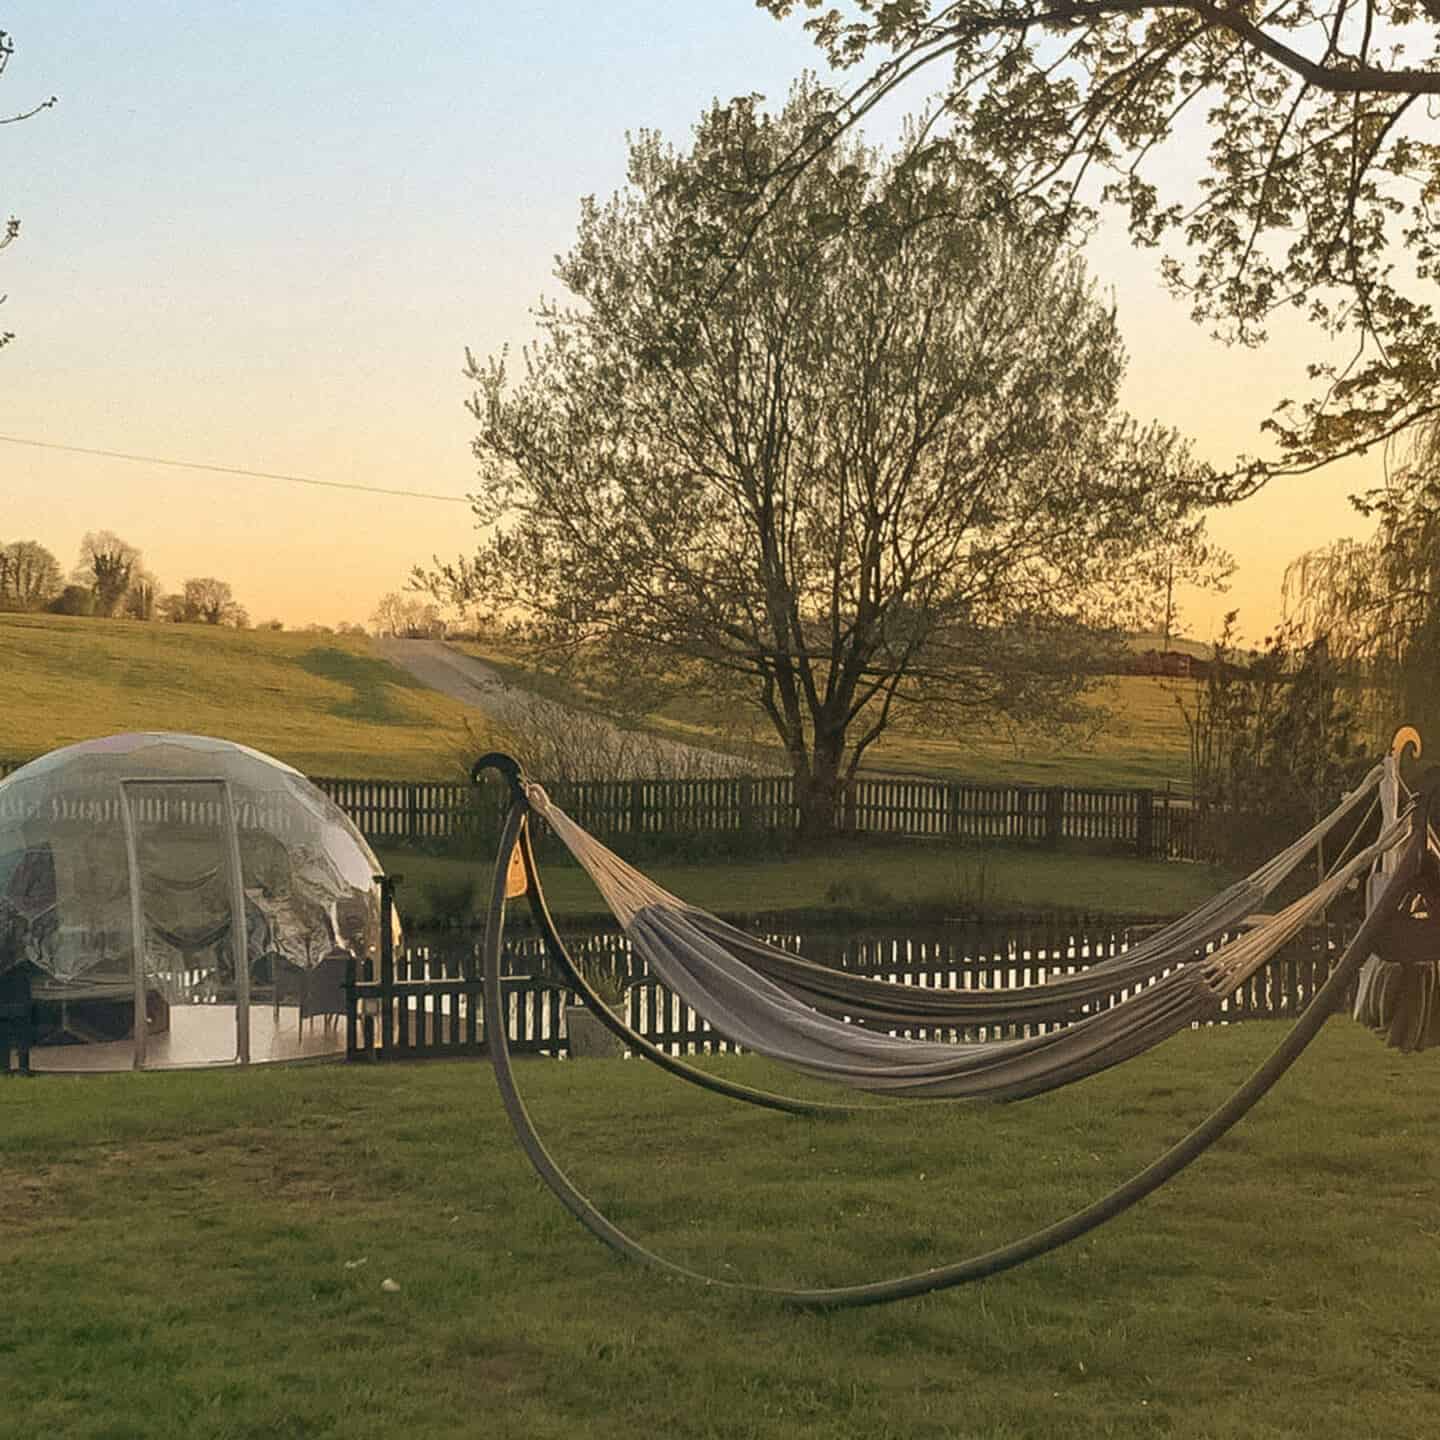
[474,751,1429,1310]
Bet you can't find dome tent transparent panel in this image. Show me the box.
[0,734,396,1004]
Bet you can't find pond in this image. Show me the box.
[369,912,1344,1061]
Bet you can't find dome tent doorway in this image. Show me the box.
[0,733,393,1072]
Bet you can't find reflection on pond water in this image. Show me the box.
[372,913,1342,1060]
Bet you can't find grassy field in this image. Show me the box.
[649,671,1196,790]
[0,613,1194,790]
[3,1022,1437,1438]
[457,640,1197,791]
[1,611,1237,932]
[0,613,506,778]
[378,841,1236,929]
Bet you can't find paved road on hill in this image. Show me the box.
[374,638,515,716]
[372,638,740,777]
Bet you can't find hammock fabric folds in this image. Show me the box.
[523,769,1400,1100]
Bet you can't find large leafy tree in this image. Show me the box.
[757,0,1440,484]
[0,538,62,610]
[423,87,1220,834]
[179,576,247,627]
[75,531,142,618]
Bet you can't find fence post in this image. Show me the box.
[948,782,961,840]
[1136,788,1155,858]
[630,779,644,838]
[739,776,755,836]
[344,954,358,1058]
[378,872,399,1058]
[1044,787,1064,849]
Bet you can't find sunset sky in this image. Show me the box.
[3,2,1386,645]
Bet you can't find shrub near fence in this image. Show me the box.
[0,757,1198,857]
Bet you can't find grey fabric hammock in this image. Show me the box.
[473,748,1434,1309]
[522,768,1397,1101]
[475,754,1440,1319]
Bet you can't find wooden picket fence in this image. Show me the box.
[314,771,1198,858]
[0,754,1198,857]
[344,916,1343,1062]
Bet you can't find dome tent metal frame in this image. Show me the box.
[117,774,251,1068]
[0,733,392,1071]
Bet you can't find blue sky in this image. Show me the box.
[2,2,1379,637]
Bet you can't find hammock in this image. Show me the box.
[472,747,1433,1308]
[526,777,1398,1099]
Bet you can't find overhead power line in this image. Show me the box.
[0,433,474,504]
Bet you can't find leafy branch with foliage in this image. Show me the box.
[1283,418,1440,743]
[757,0,1440,484]
[1182,613,1372,864]
[0,28,57,350]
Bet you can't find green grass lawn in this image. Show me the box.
[3,1022,1436,1438]
[0,613,507,778]
[457,640,1196,790]
[379,841,1236,929]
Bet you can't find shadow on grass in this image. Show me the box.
[295,646,427,723]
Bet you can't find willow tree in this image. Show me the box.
[422,87,1219,834]
[1284,420,1440,741]
[759,0,1440,482]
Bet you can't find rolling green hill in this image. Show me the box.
[0,613,506,779]
[1,613,1198,790]
[457,640,1197,791]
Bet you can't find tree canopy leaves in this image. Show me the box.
[75,531,142,619]
[0,539,62,611]
[1283,419,1440,740]
[757,0,1440,483]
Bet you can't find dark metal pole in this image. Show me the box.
[379,872,399,1057]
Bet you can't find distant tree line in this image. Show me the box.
[369,592,445,639]
[0,530,249,627]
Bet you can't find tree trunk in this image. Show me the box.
[795,737,846,841]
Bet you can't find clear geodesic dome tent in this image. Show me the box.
[0,733,396,1067]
